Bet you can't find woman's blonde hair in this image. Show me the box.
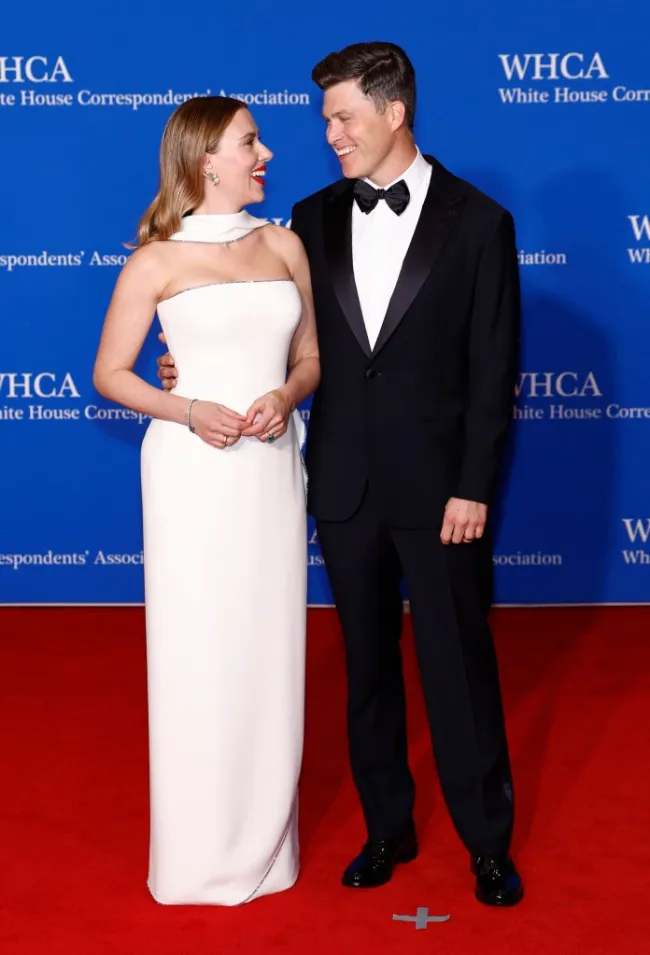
[134,96,246,247]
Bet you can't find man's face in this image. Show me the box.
[322,79,396,181]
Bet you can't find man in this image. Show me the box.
[158,42,523,906]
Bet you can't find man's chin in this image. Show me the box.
[341,163,366,180]
[338,152,365,180]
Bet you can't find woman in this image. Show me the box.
[93,96,319,906]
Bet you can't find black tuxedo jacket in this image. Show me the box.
[290,156,521,527]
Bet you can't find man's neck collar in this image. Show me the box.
[364,147,429,192]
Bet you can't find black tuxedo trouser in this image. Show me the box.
[316,483,514,857]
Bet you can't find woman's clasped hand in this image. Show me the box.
[188,389,291,448]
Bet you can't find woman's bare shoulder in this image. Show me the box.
[112,241,178,301]
[125,239,172,268]
[124,239,183,278]
[261,223,306,265]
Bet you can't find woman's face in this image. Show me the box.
[204,108,273,206]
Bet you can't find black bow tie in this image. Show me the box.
[353,178,410,216]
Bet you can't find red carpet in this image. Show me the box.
[1,606,649,954]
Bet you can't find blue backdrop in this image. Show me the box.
[2,1,649,605]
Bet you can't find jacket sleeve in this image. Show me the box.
[455,211,521,505]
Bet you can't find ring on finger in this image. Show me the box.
[221,434,228,448]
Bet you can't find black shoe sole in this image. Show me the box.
[342,846,418,888]
[471,858,524,906]
[475,886,524,907]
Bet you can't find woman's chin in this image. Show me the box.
[248,180,265,202]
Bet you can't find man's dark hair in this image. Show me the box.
[312,42,416,131]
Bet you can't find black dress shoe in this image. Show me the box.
[472,855,524,906]
[342,830,418,888]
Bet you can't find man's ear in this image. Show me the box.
[388,100,407,131]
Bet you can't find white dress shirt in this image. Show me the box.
[352,148,432,349]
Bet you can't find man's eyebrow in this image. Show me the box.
[321,110,347,120]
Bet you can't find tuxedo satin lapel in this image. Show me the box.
[323,184,372,358]
[372,163,466,357]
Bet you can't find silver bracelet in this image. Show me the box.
[186,398,198,433]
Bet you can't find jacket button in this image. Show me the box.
[365,368,376,379]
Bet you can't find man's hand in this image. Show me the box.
[440,498,487,545]
[156,332,177,391]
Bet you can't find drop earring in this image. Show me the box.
[204,168,220,186]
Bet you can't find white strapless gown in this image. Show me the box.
[141,277,306,905]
